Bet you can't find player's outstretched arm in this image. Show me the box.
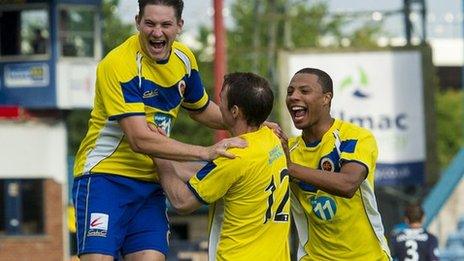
[188,101,225,130]
[155,158,203,215]
[120,115,246,161]
[287,161,367,198]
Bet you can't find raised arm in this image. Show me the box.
[188,101,225,130]
[120,115,246,161]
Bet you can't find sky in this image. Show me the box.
[117,0,463,39]
[118,0,234,33]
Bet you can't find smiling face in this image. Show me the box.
[136,4,183,61]
[286,73,331,130]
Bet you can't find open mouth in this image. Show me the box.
[290,105,307,121]
[149,39,167,51]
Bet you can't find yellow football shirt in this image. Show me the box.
[189,126,290,261]
[289,119,391,261]
[74,34,209,181]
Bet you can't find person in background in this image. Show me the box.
[391,203,440,261]
[31,28,46,54]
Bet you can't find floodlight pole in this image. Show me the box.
[403,0,412,45]
[420,0,427,43]
[403,0,427,44]
[213,0,229,142]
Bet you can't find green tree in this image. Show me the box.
[227,0,383,77]
[102,0,135,54]
[435,89,464,169]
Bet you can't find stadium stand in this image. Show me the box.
[423,149,464,249]
[439,215,464,260]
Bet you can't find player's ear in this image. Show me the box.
[135,15,141,31]
[231,105,239,119]
[177,19,184,34]
[323,92,332,106]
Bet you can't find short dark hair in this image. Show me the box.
[404,203,424,223]
[222,72,273,127]
[138,0,184,21]
[294,68,333,94]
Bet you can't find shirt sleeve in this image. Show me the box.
[188,156,242,204]
[96,59,145,121]
[340,132,378,175]
[179,47,209,111]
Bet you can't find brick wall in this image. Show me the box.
[0,179,65,261]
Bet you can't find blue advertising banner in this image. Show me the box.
[4,63,49,88]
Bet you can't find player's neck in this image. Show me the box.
[230,121,259,137]
[408,222,422,229]
[302,116,334,144]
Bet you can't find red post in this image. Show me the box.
[213,0,229,142]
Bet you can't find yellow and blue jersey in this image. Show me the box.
[188,127,290,261]
[289,119,391,261]
[74,34,209,182]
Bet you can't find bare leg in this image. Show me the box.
[79,254,115,261]
[124,250,165,261]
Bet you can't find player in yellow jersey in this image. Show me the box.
[281,68,391,260]
[155,72,291,261]
[72,1,245,261]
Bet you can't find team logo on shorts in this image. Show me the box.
[87,213,109,237]
[178,80,186,98]
[310,196,337,221]
[320,157,335,172]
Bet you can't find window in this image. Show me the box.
[59,6,97,57]
[0,7,50,57]
[0,179,44,235]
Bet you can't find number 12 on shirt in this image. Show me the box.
[264,169,290,224]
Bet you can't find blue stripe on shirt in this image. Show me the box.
[196,161,217,181]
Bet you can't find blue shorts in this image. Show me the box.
[72,174,169,258]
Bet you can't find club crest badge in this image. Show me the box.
[178,80,186,98]
[320,157,335,172]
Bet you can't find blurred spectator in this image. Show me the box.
[32,28,46,54]
[391,203,439,261]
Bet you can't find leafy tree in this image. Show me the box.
[227,0,383,77]
[66,109,91,156]
[435,89,463,169]
[102,0,135,54]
